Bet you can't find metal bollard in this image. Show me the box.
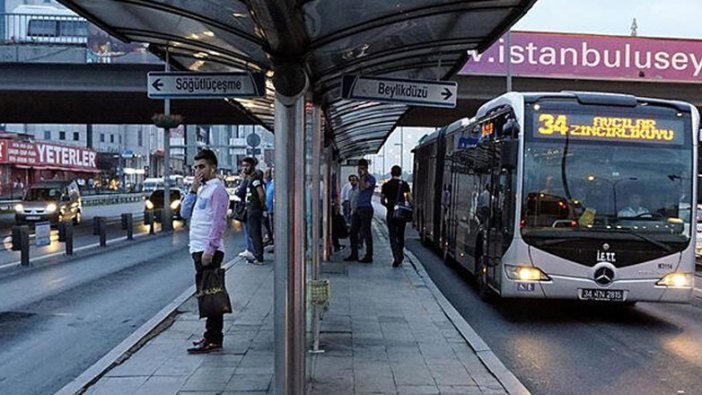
[58,222,67,242]
[93,216,102,235]
[98,217,107,247]
[12,225,29,251]
[144,210,152,225]
[65,221,73,255]
[122,213,133,240]
[19,226,29,266]
[149,211,155,235]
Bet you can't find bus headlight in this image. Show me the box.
[145,200,154,210]
[14,204,24,213]
[656,273,693,288]
[46,203,57,213]
[170,199,181,210]
[505,265,551,281]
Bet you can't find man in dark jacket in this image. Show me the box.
[381,165,412,267]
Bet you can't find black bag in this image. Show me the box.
[333,212,349,239]
[232,201,247,222]
[392,181,413,222]
[197,268,232,318]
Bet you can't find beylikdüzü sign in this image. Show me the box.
[461,31,702,83]
[0,140,97,171]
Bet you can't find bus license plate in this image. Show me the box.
[579,289,624,302]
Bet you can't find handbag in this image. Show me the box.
[197,268,232,318]
[392,180,413,222]
[232,200,247,222]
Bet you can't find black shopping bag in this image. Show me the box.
[197,268,232,318]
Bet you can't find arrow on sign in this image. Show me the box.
[441,88,453,101]
[151,78,163,92]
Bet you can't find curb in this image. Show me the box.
[372,216,530,395]
[54,256,244,395]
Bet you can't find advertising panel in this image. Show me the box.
[461,31,702,83]
[0,140,97,171]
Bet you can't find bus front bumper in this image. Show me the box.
[500,275,693,303]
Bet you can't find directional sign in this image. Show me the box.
[341,75,457,108]
[147,72,266,99]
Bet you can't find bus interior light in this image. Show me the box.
[656,273,693,288]
[505,265,551,281]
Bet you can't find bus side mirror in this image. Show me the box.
[501,140,518,170]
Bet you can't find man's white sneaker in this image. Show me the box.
[241,251,256,261]
[252,260,265,265]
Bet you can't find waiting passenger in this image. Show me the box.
[618,193,650,218]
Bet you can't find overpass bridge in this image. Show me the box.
[3,31,702,128]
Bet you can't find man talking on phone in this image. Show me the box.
[345,158,375,263]
[180,149,230,354]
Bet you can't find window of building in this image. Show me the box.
[59,131,65,140]
[138,130,143,147]
[100,133,105,143]
[44,131,51,140]
[73,132,79,141]
[119,135,122,144]
[110,134,114,143]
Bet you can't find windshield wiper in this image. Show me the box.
[610,228,674,252]
[528,231,674,252]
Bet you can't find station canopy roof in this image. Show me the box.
[59,0,536,159]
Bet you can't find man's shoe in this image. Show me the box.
[343,255,358,262]
[187,342,222,354]
[192,337,206,347]
[241,251,256,261]
[238,250,250,257]
[359,256,373,263]
[252,259,265,265]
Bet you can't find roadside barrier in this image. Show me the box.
[8,209,171,267]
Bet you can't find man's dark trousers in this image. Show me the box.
[247,209,264,261]
[386,215,407,263]
[350,207,373,258]
[192,250,225,345]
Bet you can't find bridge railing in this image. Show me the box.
[0,13,88,45]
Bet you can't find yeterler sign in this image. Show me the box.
[461,31,702,83]
[0,140,97,171]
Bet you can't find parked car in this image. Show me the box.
[15,180,82,226]
[144,188,184,222]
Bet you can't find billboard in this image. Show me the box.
[461,31,702,83]
[0,140,97,171]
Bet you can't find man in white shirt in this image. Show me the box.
[340,175,358,225]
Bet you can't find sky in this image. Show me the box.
[370,0,702,177]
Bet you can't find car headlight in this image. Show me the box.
[145,200,154,210]
[170,199,181,210]
[14,204,24,213]
[505,264,551,281]
[656,273,693,288]
[46,203,57,213]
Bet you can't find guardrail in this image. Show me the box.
[0,13,88,45]
[0,193,147,213]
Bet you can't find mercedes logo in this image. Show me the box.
[594,267,615,285]
[602,243,610,251]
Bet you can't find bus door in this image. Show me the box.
[486,139,518,291]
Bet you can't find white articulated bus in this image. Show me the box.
[413,91,698,303]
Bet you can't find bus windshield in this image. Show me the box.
[521,102,693,250]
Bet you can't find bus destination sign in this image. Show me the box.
[534,113,683,145]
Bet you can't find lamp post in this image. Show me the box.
[394,126,404,175]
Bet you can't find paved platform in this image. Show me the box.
[81,221,512,395]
